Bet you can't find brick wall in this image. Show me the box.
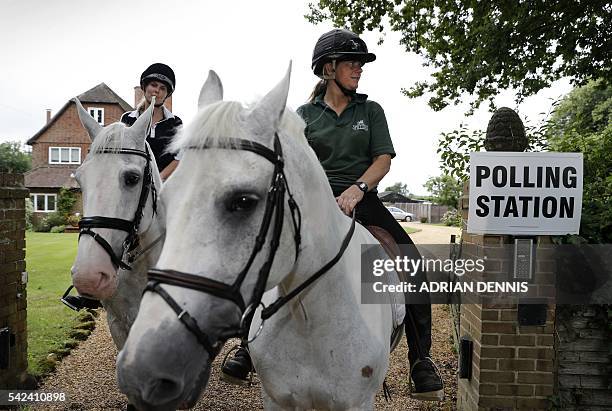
[0,174,29,389]
[456,181,556,410]
[555,306,612,409]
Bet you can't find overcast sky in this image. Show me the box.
[0,0,572,195]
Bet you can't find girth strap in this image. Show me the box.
[146,281,221,357]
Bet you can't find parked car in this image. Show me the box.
[385,206,415,222]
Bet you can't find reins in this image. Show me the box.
[145,133,355,358]
[78,147,157,271]
[61,145,159,311]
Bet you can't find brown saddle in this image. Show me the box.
[366,225,408,284]
[366,225,406,351]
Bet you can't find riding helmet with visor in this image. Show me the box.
[140,63,176,96]
[311,29,376,78]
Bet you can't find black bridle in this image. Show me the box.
[145,133,356,358]
[78,147,157,271]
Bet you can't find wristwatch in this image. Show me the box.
[354,181,369,193]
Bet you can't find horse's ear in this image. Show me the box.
[129,96,156,140]
[74,98,102,139]
[250,61,292,132]
[198,70,223,109]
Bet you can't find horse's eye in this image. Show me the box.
[124,172,141,187]
[226,195,259,212]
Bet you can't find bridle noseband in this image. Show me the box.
[78,147,157,271]
[146,133,355,358]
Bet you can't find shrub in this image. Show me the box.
[57,188,77,217]
[46,212,67,227]
[25,198,33,230]
[420,216,428,223]
[67,214,81,227]
[441,209,462,227]
[50,225,65,233]
[34,217,51,232]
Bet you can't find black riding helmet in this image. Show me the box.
[311,29,376,78]
[140,63,176,95]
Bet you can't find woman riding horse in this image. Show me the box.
[121,62,183,182]
[223,29,444,401]
[65,63,182,311]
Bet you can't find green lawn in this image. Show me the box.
[25,232,86,377]
[403,226,420,234]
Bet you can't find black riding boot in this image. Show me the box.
[221,344,253,384]
[405,304,444,401]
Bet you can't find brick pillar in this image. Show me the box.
[456,108,555,410]
[0,174,29,389]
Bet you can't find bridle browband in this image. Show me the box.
[78,147,157,271]
[145,133,357,358]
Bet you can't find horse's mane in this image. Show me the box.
[170,100,308,153]
[89,122,131,152]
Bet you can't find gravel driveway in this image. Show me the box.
[35,224,459,410]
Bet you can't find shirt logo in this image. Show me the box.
[352,120,369,131]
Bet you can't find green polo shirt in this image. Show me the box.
[297,92,396,194]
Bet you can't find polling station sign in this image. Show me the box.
[467,152,583,235]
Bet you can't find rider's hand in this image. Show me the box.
[335,185,364,216]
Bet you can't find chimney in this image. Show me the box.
[46,109,52,124]
[133,86,173,112]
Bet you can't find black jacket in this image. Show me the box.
[120,107,183,171]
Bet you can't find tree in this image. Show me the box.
[436,117,548,181]
[307,1,611,112]
[423,174,462,208]
[383,181,410,196]
[546,80,611,243]
[0,141,31,173]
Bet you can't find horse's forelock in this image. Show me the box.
[89,122,131,153]
[173,101,308,154]
[171,101,246,152]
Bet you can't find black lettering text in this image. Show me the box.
[476,196,489,216]
[476,166,490,187]
[542,196,557,218]
[560,197,574,218]
[563,167,577,188]
[492,166,507,187]
[503,196,519,217]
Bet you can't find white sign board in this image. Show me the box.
[467,152,583,235]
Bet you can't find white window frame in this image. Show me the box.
[49,147,81,164]
[30,194,57,213]
[87,107,104,125]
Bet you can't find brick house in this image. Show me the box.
[25,83,132,220]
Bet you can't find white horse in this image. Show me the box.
[116,66,402,410]
[70,98,166,348]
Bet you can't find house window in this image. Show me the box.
[88,107,104,125]
[30,194,57,213]
[49,147,81,164]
